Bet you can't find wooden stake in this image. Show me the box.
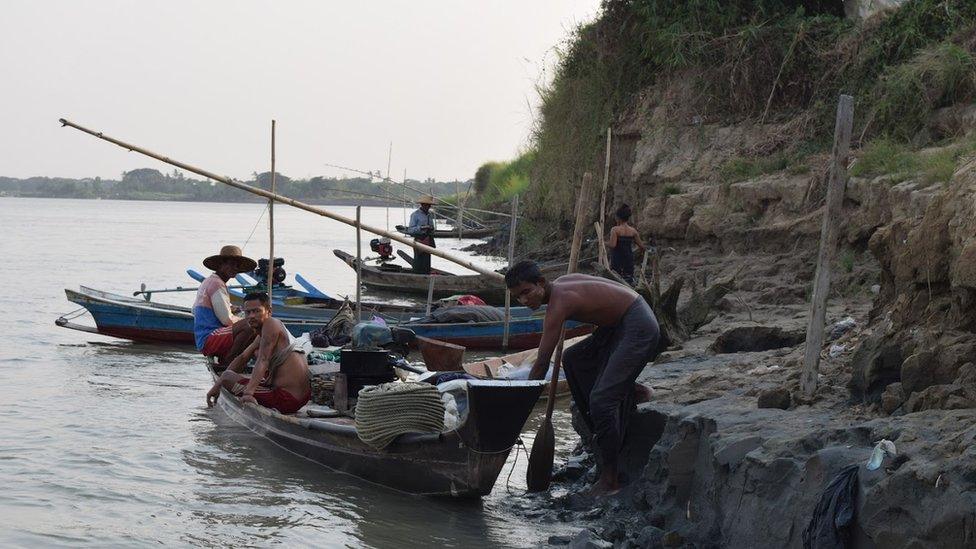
[599,128,612,266]
[800,95,854,398]
[594,221,610,270]
[58,118,504,281]
[526,172,591,492]
[355,206,363,322]
[502,194,519,349]
[425,275,435,316]
[268,120,276,304]
[402,168,407,225]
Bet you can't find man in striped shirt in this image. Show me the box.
[193,245,257,367]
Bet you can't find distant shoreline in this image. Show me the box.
[0,194,403,207]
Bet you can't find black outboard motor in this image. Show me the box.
[254,258,286,287]
[369,237,394,261]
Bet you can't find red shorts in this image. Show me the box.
[234,377,310,414]
[201,325,234,360]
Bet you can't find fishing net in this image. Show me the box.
[354,382,445,449]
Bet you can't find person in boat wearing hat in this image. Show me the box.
[406,194,436,274]
[505,260,660,497]
[193,245,258,367]
[206,292,311,414]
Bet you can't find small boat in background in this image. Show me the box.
[56,287,592,350]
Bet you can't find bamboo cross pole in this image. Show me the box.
[355,206,363,322]
[268,120,276,303]
[800,95,854,398]
[59,118,504,282]
[502,194,519,349]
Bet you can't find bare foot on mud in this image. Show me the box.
[634,382,653,403]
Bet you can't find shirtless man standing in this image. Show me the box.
[506,260,660,495]
[206,292,311,414]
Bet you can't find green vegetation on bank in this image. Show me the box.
[475,0,976,222]
[852,137,976,183]
[0,168,469,204]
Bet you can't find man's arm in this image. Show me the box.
[634,231,647,251]
[528,303,567,380]
[210,286,240,326]
[226,338,259,373]
[607,226,618,249]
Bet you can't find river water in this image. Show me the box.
[0,198,578,548]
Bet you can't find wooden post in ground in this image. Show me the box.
[800,94,854,398]
[502,194,519,349]
[268,120,276,304]
[598,127,612,267]
[526,171,591,492]
[355,206,363,322]
[425,275,435,316]
[594,221,610,270]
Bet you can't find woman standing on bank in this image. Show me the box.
[607,204,646,285]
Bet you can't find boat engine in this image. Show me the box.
[369,237,394,262]
[253,258,286,287]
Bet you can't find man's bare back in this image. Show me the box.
[547,274,639,327]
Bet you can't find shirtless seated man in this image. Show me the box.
[506,260,661,496]
[206,292,311,414]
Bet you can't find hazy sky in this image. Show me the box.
[1,1,601,182]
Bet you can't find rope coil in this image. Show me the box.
[355,382,445,449]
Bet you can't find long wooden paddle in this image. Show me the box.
[526,173,591,492]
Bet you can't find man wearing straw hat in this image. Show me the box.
[406,194,437,274]
[193,245,258,367]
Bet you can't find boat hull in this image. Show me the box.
[212,366,544,497]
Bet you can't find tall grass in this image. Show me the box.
[514,0,976,223]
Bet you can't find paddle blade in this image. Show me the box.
[526,419,555,492]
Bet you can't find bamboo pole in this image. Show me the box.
[402,169,407,225]
[268,120,276,304]
[59,118,504,281]
[800,95,854,398]
[502,194,519,349]
[599,128,612,266]
[355,206,363,322]
[385,141,392,231]
[456,180,463,239]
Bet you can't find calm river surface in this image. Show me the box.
[0,198,578,548]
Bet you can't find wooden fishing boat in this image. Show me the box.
[57,287,592,350]
[334,249,509,303]
[461,335,589,398]
[208,361,544,497]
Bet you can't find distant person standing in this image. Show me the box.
[407,194,436,274]
[607,204,646,285]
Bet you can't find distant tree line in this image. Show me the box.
[0,168,471,205]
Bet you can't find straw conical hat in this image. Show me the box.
[417,194,435,205]
[203,245,257,273]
